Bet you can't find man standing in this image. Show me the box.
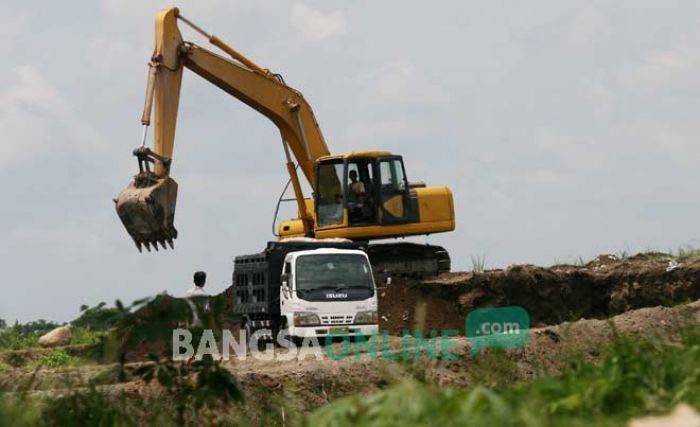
[186,271,209,297]
[186,271,210,327]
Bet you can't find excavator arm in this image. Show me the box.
[115,7,329,251]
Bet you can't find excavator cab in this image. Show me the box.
[314,152,418,232]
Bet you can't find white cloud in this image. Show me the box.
[0,66,103,166]
[291,3,346,42]
[579,78,615,118]
[359,60,450,106]
[626,120,700,168]
[0,7,30,41]
[566,7,611,48]
[620,45,700,88]
[343,118,422,145]
[534,126,608,170]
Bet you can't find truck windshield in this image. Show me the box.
[295,254,373,291]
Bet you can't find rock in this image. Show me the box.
[629,404,700,427]
[38,325,72,348]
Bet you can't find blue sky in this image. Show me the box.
[2,0,700,322]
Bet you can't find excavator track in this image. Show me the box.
[367,242,450,278]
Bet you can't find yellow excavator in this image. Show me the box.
[115,7,455,276]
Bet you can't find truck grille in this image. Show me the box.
[320,314,354,325]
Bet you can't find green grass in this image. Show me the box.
[30,349,76,369]
[307,326,700,426]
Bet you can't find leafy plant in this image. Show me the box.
[33,349,75,368]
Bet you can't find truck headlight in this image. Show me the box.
[293,312,321,326]
[354,310,378,325]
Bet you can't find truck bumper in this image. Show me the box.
[287,324,378,339]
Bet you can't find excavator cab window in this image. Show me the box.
[376,157,410,224]
[347,160,376,225]
[316,161,345,227]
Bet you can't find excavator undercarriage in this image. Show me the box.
[367,242,451,278]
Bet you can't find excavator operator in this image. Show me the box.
[349,170,366,196]
[348,169,373,223]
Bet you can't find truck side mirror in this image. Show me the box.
[281,273,291,298]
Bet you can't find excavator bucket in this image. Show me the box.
[115,176,178,252]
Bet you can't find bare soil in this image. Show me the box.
[380,253,700,333]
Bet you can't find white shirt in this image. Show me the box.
[186,286,209,297]
[185,285,210,327]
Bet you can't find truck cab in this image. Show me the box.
[280,248,378,339]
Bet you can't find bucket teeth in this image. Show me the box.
[144,241,152,252]
[159,240,167,250]
[166,238,175,249]
[135,241,143,253]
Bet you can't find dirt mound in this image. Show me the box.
[379,254,700,334]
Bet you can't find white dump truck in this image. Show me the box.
[231,240,378,340]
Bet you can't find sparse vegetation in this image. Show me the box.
[309,325,700,426]
[0,321,57,351]
[0,324,106,352]
[32,349,75,368]
[676,246,700,263]
[470,254,486,273]
[70,327,107,347]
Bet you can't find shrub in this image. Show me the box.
[70,327,107,346]
[71,303,127,331]
[33,349,75,368]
